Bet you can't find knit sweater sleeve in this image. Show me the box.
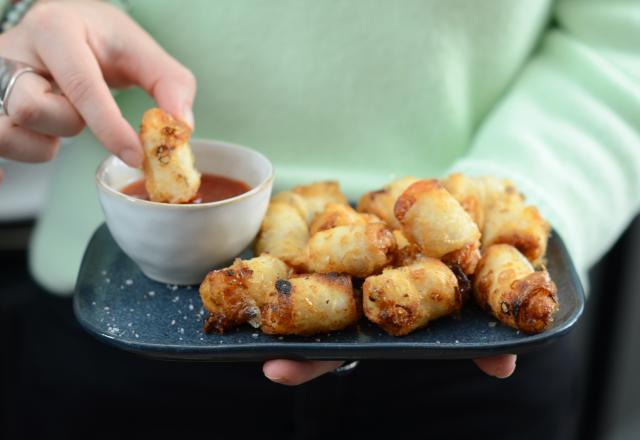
[450,0,640,282]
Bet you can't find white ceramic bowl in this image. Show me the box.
[96,139,273,285]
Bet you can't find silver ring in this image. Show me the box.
[0,58,39,117]
[333,360,359,375]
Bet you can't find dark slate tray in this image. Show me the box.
[74,224,584,361]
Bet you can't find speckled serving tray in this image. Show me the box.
[73,224,584,361]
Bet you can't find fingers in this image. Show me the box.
[6,72,84,137]
[263,360,344,386]
[473,354,517,379]
[114,27,196,127]
[0,116,59,162]
[35,29,142,167]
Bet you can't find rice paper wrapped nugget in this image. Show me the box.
[443,173,549,267]
[363,258,463,336]
[482,198,550,268]
[309,203,379,236]
[271,181,349,225]
[261,273,360,335]
[200,254,292,333]
[357,176,419,229]
[394,179,481,275]
[139,108,201,203]
[254,201,309,270]
[442,173,487,230]
[474,244,558,333]
[306,222,397,278]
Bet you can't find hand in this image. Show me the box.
[0,0,195,168]
[263,355,517,386]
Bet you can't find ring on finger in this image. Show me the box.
[0,57,42,117]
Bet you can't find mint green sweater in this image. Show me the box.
[31,0,640,294]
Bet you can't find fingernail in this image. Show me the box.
[182,106,194,129]
[264,372,288,384]
[120,148,142,168]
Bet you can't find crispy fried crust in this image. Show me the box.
[309,203,372,236]
[356,176,419,229]
[482,201,549,267]
[272,181,349,225]
[394,179,481,274]
[473,244,558,333]
[442,173,549,267]
[441,242,481,275]
[139,108,200,203]
[254,202,309,270]
[200,254,291,333]
[363,258,461,336]
[260,273,359,335]
[306,223,397,277]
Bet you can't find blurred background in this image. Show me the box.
[1,155,639,439]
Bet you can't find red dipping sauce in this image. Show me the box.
[121,173,251,204]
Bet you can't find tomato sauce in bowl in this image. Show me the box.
[121,174,251,204]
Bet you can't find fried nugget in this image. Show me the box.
[356,176,419,229]
[260,273,360,335]
[363,258,462,336]
[474,244,558,333]
[272,181,349,225]
[482,198,550,267]
[309,203,379,236]
[254,202,309,270]
[306,223,397,278]
[394,179,481,274]
[200,254,292,333]
[139,108,200,203]
[442,173,549,266]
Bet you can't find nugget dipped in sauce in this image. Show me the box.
[139,108,200,203]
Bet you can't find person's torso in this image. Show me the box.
[120,0,552,197]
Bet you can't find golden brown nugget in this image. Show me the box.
[442,173,486,230]
[394,179,481,274]
[254,201,309,270]
[482,197,550,267]
[442,173,521,231]
[309,203,379,236]
[260,273,359,335]
[200,254,292,333]
[442,173,548,266]
[139,108,200,203]
[271,181,349,225]
[363,258,462,336]
[306,223,396,278]
[474,244,558,334]
[357,176,419,229]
